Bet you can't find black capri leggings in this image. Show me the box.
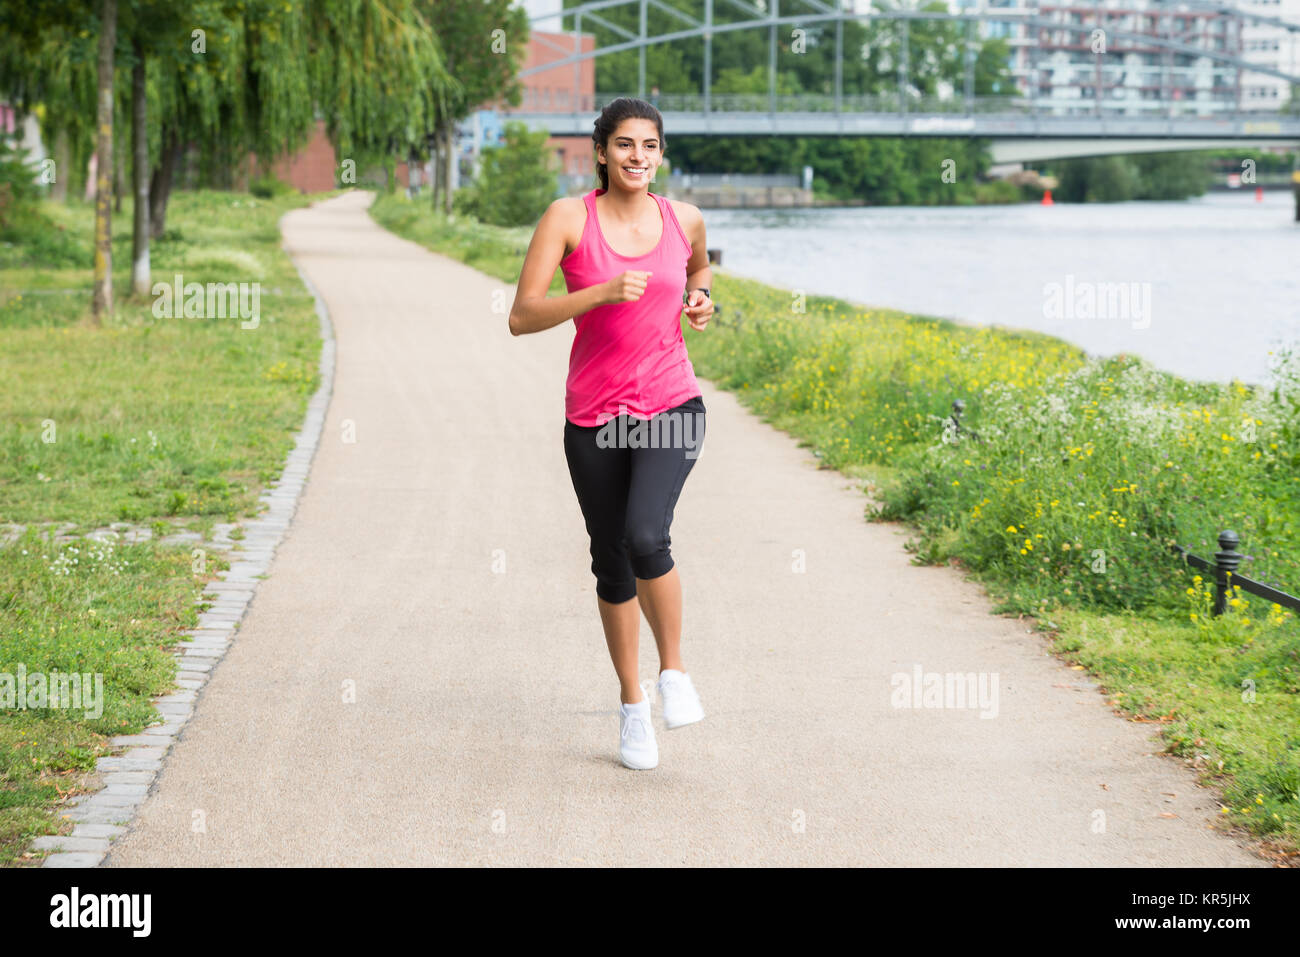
[563,394,706,604]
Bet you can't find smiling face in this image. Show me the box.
[596,118,663,192]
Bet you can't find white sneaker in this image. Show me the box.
[619,698,658,769]
[657,669,704,729]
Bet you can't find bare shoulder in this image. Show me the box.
[544,195,587,229]
[539,195,587,251]
[548,194,586,217]
[667,197,704,233]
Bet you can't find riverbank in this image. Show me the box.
[699,192,1300,387]
[0,191,326,865]
[369,189,1300,861]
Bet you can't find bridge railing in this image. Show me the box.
[501,89,1255,120]
[671,171,803,188]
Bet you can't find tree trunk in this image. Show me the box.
[149,128,180,240]
[431,126,442,211]
[51,129,69,203]
[131,39,150,297]
[92,0,117,323]
[442,122,454,214]
[113,124,124,213]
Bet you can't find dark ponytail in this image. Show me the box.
[592,96,665,191]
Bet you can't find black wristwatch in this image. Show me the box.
[686,287,710,301]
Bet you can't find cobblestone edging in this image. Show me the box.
[34,248,336,868]
[1,520,244,550]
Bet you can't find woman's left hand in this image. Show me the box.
[684,289,712,331]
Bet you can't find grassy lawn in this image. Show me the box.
[370,189,1300,862]
[0,189,324,865]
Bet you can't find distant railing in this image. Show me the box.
[501,89,1253,120]
[671,172,802,189]
[554,170,805,196]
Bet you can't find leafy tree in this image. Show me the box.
[308,0,454,178]
[1046,152,1211,203]
[1132,152,1212,200]
[1052,155,1140,203]
[456,119,556,226]
[712,65,801,96]
[0,129,39,225]
[420,0,528,213]
[1280,84,1299,117]
[974,36,1013,96]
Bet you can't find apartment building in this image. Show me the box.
[952,0,1298,114]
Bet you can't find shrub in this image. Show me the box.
[249,174,295,199]
[457,120,557,227]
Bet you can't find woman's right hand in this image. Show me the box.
[603,270,653,305]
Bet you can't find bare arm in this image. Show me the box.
[675,200,714,331]
[508,200,620,336]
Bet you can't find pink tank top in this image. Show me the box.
[559,188,702,426]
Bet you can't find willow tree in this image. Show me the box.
[0,0,457,314]
[0,13,98,204]
[305,0,457,186]
[143,0,455,211]
[0,0,118,320]
[134,0,456,271]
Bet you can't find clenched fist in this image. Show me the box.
[603,270,653,305]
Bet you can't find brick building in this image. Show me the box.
[504,29,597,177]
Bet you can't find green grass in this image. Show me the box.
[369,191,566,295]
[1046,605,1300,854]
[0,530,212,864]
[1,194,323,526]
[369,189,1300,861]
[0,189,324,865]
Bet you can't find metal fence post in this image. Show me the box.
[950,398,981,442]
[1213,529,1242,616]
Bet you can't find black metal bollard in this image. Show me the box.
[1213,529,1242,616]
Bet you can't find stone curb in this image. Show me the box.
[36,222,337,870]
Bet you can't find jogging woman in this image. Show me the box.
[508,97,713,770]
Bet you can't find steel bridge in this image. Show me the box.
[506,0,1300,162]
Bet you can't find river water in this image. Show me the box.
[701,190,1300,387]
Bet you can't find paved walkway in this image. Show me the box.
[104,191,1261,866]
